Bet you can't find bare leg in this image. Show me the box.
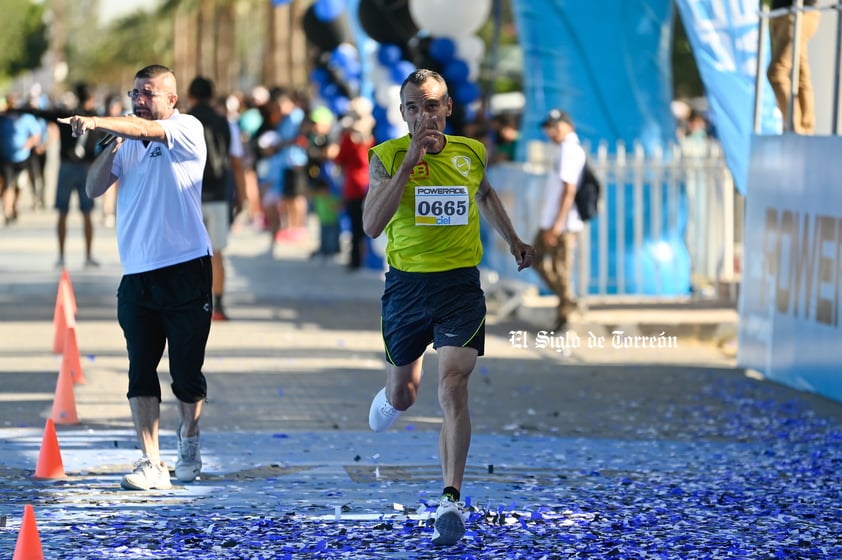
[178,399,203,438]
[436,346,478,492]
[211,252,225,299]
[292,194,308,229]
[83,212,94,260]
[57,212,68,260]
[384,357,424,411]
[129,396,161,462]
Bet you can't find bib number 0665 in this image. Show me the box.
[417,199,467,217]
[414,186,469,226]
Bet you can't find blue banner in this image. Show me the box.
[674,0,780,195]
[739,135,842,403]
[511,0,676,158]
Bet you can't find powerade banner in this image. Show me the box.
[674,0,781,195]
[511,0,676,158]
[739,135,842,403]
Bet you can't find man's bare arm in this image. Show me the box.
[475,174,534,271]
[58,114,168,144]
[362,154,413,238]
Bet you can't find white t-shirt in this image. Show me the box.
[112,110,212,274]
[539,131,585,233]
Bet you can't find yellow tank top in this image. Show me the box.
[370,134,486,272]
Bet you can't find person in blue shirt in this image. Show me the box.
[0,104,43,225]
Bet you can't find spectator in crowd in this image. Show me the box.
[767,0,821,134]
[309,177,342,261]
[532,109,586,332]
[335,97,376,271]
[0,95,43,226]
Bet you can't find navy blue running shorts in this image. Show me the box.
[117,255,212,403]
[381,266,486,367]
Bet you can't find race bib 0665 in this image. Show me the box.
[414,186,469,226]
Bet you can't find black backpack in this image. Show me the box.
[190,104,231,202]
[574,162,600,221]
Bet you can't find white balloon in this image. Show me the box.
[467,59,481,82]
[408,0,491,37]
[386,84,402,106]
[455,35,486,64]
[369,65,390,89]
[387,105,404,127]
[374,84,391,108]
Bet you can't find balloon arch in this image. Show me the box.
[300,0,492,143]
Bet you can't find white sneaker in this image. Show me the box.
[368,387,401,432]
[175,426,202,482]
[121,455,172,490]
[432,496,466,546]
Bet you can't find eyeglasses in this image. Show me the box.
[127,89,171,100]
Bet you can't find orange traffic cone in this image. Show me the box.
[60,325,86,385]
[52,274,76,355]
[13,504,44,560]
[51,364,79,425]
[59,269,77,315]
[34,419,66,479]
[51,293,68,355]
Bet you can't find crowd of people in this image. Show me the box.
[0,79,525,274]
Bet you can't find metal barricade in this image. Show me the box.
[483,138,739,314]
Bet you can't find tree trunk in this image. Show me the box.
[216,2,236,94]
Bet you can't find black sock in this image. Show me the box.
[214,294,223,310]
[442,486,460,501]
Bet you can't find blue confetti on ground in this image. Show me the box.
[1,375,840,558]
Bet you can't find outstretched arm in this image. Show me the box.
[475,173,534,271]
[57,114,168,144]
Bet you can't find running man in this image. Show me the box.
[363,68,534,546]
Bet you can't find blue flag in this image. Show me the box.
[512,0,676,158]
[675,0,781,195]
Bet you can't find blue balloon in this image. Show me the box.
[314,0,344,21]
[311,67,330,87]
[330,95,350,116]
[321,82,340,99]
[443,59,470,85]
[330,44,361,77]
[374,121,403,143]
[373,103,388,123]
[377,44,403,66]
[429,37,456,64]
[453,81,480,105]
[390,60,415,84]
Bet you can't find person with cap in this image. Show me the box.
[534,108,586,331]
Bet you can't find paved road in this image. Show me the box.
[1,207,840,559]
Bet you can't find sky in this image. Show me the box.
[98,0,162,25]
